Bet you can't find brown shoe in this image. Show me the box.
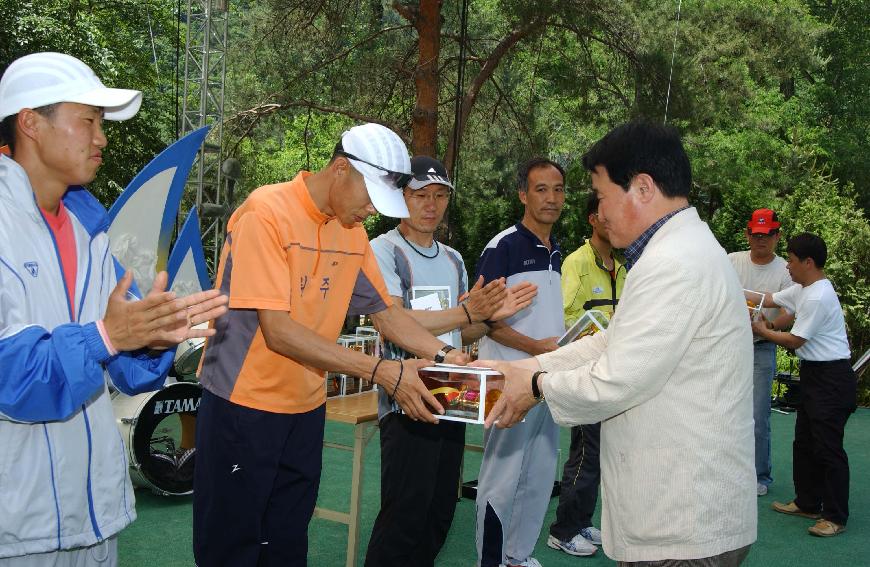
[808,519,846,537]
[771,500,822,519]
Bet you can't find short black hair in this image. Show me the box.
[585,192,599,218]
[0,103,60,155]
[581,120,691,198]
[517,157,565,192]
[787,232,827,268]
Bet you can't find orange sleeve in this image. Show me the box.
[226,209,292,311]
[348,241,394,316]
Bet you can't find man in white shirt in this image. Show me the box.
[480,122,756,565]
[728,209,793,496]
[752,233,857,538]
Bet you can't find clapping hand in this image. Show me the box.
[490,281,538,321]
[463,276,508,322]
[103,271,229,352]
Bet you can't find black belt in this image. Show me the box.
[801,359,851,367]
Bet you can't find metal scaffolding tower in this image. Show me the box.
[181,0,229,273]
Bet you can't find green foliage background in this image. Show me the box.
[1,0,867,402]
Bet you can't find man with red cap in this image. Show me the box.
[728,209,793,496]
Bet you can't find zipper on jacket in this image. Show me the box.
[37,212,75,321]
[76,234,95,323]
[34,193,103,540]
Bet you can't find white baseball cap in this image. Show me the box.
[0,52,142,121]
[337,123,412,218]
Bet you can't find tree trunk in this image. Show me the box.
[410,0,441,157]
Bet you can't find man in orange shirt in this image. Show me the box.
[194,123,474,566]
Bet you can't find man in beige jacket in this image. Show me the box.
[481,121,757,566]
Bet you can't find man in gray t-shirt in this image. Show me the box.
[364,156,535,567]
[728,208,793,496]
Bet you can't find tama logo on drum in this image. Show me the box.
[153,397,201,415]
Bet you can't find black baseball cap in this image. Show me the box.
[407,156,455,191]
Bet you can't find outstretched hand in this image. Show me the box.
[476,359,539,429]
[490,281,538,321]
[463,276,507,322]
[378,358,444,423]
[444,349,471,366]
[103,271,229,352]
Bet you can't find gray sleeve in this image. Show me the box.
[370,236,403,298]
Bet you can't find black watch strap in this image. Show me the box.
[531,370,547,400]
[434,344,455,363]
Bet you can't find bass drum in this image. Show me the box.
[173,322,208,380]
[173,335,205,379]
[113,382,202,496]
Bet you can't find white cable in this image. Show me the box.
[146,4,160,80]
[664,0,683,124]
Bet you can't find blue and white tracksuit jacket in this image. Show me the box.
[0,155,173,558]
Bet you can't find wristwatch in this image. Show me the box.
[531,370,547,401]
[433,345,455,363]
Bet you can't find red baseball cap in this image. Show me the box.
[747,208,781,234]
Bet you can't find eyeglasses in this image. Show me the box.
[749,231,778,239]
[408,190,451,202]
[335,150,413,190]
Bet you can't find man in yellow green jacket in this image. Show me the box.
[561,195,626,326]
[547,193,626,557]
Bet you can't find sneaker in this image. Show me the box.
[579,526,602,546]
[771,500,821,519]
[757,483,768,496]
[547,533,597,557]
[500,557,543,567]
[808,519,846,537]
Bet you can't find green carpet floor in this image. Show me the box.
[121,408,870,566]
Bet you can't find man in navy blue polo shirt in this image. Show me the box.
[475,158,566,567]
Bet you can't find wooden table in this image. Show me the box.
[314,391,379,567]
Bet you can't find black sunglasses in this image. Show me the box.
[335,149,413,190]
[749,231,779,239]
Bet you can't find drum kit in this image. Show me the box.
[111,326,384,495]
[111,334,205,496]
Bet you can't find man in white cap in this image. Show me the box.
[194,126,472,566]
[0,52,228,566]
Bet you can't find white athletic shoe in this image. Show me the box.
[579,525,603,546]
[547,533,598,556]
[499,557,543,567]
